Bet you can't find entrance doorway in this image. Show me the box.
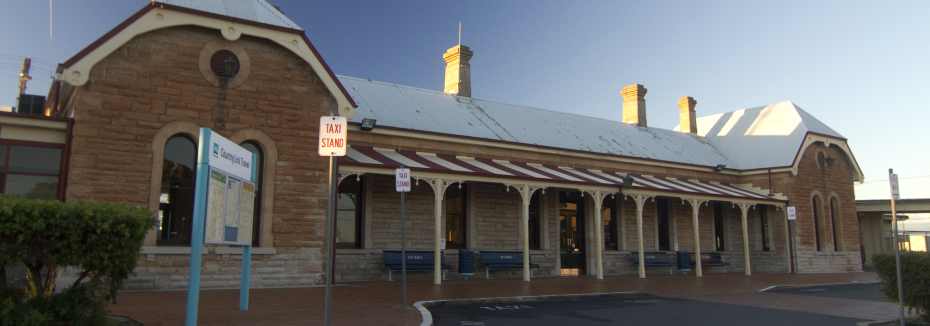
[559,191,585,275]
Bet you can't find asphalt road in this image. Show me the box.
[427,287,877,326]
[765,283,886,302]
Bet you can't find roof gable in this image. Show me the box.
[695,101,845,170]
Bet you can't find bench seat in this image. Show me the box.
[480,251,539,279]
[690,252,731,273]
[383,250,452,281]
[631,252,677,274]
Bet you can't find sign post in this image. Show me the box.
[889,169,905,326]
[185,128,256,326]
[787,206,798,285]
[395,167,411,308]
[319,116,347,326]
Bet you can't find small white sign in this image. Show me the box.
[787,206,797,220]
[890,173,900,201]
[440,239,446,250]
[209,131,253,180]
[318,116,347,156]
[395,168,411,192]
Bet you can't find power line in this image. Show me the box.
[857,175,930,184]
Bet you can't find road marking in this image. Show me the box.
[461,322,485,325]
[623,299,665,304]
[479,305,533,311]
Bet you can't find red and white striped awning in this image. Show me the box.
[341,146,783,203]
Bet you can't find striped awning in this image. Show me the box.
[341,146,784,203]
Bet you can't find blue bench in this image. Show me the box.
[480,251,539,279]
[382,250,452,281]
[631,252,677,274]
[689,252,731,273]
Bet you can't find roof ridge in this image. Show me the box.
[339,75,669,131]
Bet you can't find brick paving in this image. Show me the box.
[107,272,889,326]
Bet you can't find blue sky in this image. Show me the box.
[1,1,928,227]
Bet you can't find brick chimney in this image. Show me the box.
[621,84,647,127]
[678,96,697,133]
[443,45,473,97]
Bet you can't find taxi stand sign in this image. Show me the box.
[319,116,347,156]
[319,116,347,326]
[186,129,257,326]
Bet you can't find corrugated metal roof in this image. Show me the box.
[160,0,301,30]
[339,76,738,168]
[694,101,844,170]
[341,146,784,203]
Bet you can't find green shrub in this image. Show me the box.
[0,196,155,325]
[873,251,930,322]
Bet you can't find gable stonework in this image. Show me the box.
[64,25,337,289]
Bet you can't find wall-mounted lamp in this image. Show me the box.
[361,118,377,131]
[714,164,726,172]
[619,173,635,195]
[223,57,239,77]
[622,174,635,188]
[825,156,835,167]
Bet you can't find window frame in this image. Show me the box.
[603,196,619,250]
[0,139,66,201]
[335,177,364,249]
[157,134,198,246]
[445,183,467,250]
[528,191,541,250]
[713,203,726,251]
[238,141,264,246]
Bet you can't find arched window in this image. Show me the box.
[158,135,197,245]
[831,197,843,251]
[239,141,263,246]
[337,177,362,248]
[812,195,824,251]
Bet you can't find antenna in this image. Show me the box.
[458,22,461,45]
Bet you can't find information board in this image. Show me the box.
[205,167,255,245]
[203,130,256,246]
[787,206,797,220]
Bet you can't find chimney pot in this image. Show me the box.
[621,84,647,127]
[678,96,697,134]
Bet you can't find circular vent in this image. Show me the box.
[210,50,240,77]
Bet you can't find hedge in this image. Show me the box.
[0,196,155,325]
[873,251,930,323]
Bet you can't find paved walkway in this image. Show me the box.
[107,272,891,325]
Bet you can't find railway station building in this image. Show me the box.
[5,0,865,289]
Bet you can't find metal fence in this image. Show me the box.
[860,230,930,265]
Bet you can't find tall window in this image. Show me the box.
[603,196,618,250]
[336,177,362,248]
[713,203,726,251]
[0,143,63,200]
[445,184,466,249]
[239,142,263,246]
[657,198,670,251]
[759,206,770,251]
[528,192,541,250]
[158,135,196,245]
[831,198,842,251]
[812,196,823,251]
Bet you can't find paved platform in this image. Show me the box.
[107,272,891,325]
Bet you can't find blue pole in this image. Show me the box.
[240,153,256,311]
[185,128,212,326]
[240,245,251,310]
